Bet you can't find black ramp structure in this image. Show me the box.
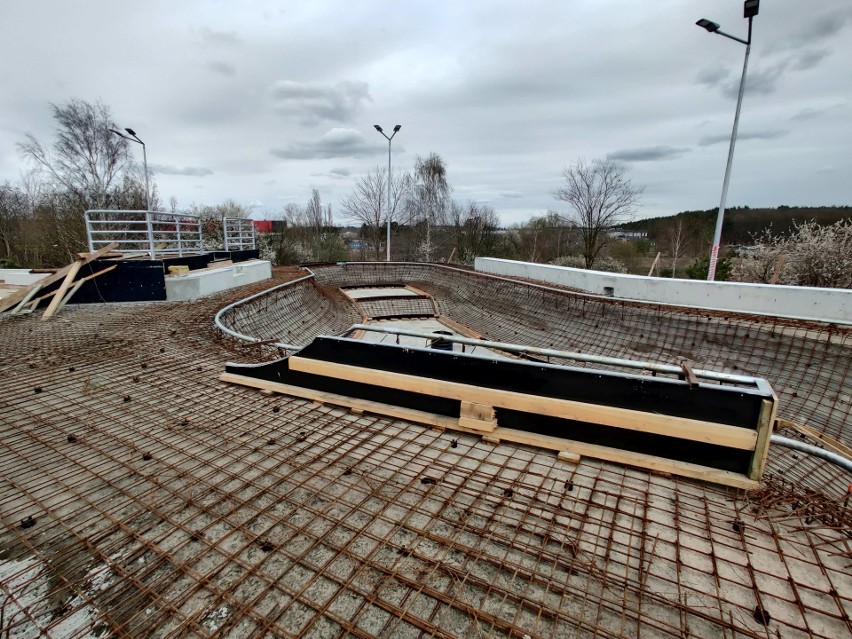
[223,336,776,487]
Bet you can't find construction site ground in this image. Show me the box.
[1,266,850,639]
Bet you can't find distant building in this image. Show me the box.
[609,228,647,239]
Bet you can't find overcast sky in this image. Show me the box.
[1,0,850,224]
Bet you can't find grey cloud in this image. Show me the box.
[696,67,730,89]
[698,129,789,147]
[790,49,830,71]
[271,128,386,160]
[150,164,214,177]
[206,61,236,76]
[699,48,831,100]
[791,103,845,121]
[500,191,524,199]
[199,27,242,46]
[815,166,836,174]
[792,13,850,45]
[271,80,371,125]
[329,167,351,178]
[607,146,691,162]
[791,106,825,121]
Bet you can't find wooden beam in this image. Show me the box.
[648,252,661,277]
[41,260,83,320]
[55,279,85,315]
[0,242,118,313]
[288,357,759,451]
[557,451,581,464]
[220,371,758,489]
[490,426,758,490]
[24,265,118,306]
[219,372,459,430]
[9,282,45,314]
[748,399,776,480]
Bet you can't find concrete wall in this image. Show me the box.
[166,259,272,302]
[0,269,49,286]
[475,257,852,324]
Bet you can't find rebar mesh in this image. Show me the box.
[2,264,850,638]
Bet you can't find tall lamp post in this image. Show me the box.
[373,124,401,261]
[110,127,150,211]
[697,0,759,281]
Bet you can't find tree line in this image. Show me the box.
[3,98,848,289]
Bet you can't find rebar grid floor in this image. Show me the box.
[2,266,851,638]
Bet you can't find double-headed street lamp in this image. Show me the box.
[110,127,150,211]
[697,0,759,281]
[373,124,401,261]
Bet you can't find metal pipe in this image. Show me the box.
[145,211,156,258]
[347,323,759,385]
[770,435,852,474]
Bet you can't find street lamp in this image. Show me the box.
[374,123,402,261]
[110,127,150,211]
[697,0,759,281]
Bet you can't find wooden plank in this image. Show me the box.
[492,426,758,490]
[749,399,776,480]
[777,418,852,460]
[220,371,758,489]
[41,260,83,320]
[437,315,482,339]
[10,282,45,314]
[458,417,497,433]
[219,372,459,430]
[461,401,494,422]
[55,279,85,315]
[557,451,581,464]
[288,357,759,451]
[0,242,118,313]
[458,400,497,432]
[25,265,118,306]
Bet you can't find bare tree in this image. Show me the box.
[18,99,131,209]
[340,166,410,259]
[0,182,26,260]
[553,158,642,269]
[449,201,500,264]
[409,153,452,261]
[667,218,689,278]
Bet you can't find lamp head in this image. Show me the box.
[744,0,759,19]
[124,127,137,136]
[374,124,383,132]
[393,124,401,132]
[696,18,720,33]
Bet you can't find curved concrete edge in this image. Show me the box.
[475,257,852,325]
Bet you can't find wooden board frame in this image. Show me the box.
[220,371,759,490]
[222,336,776,489]
[288,357,759,451]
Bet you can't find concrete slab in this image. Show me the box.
[344,287,422,300]
[165,259,272,301]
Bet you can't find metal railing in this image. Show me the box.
[224,217,256,251]
[85,210,204,258]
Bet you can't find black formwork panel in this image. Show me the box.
[225,337,774,476]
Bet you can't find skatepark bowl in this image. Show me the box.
[1,261,850,638]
